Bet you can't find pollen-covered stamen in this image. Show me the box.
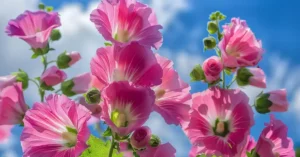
[213,119,230,137]
[226,46,240,57]
[62,127,78,147]
[155,89,166,99]
[111,110,129,127]
[216,121,225,134]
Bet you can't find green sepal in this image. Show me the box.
[236,68,253,87]
[12,69,29,90]
[61,79,76,97]
[104,42,113,46]
[190,64,206,82]
[40,82,55,91]
[254,93,272,114]
[203,36,217,50]
[57,51,71,69]
[31,44,50,58]
[102,127,112,137]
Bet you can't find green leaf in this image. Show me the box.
[80,135,122,157]
[102,127,112,137]
[190,64,206,82]
[104,42,113,46]
[31,53,40,59]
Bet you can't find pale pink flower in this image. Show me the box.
[0,125,13,143]
[152,54,191,125]
[90,0,163,49]
[41,66,67,86]
[21,94,91,157]
[268,89,289,112]
[130,126,151,150]
[101,81,154,137]
[0,83,27,125]
[202,56,223,83]
[0,75,16,90]
[219,18,263,68]
[185,87,254,156]
[91,43,162,90]
[6,11,61,49]
[236,136,256,157]
[72,73,92,94]
[138,143,176,157]
[248,68,266,88]
[256,115,295,157]
[67,51,81,66]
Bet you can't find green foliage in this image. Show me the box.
[12,69,29,90]
[40,82,55,91]
[236,67,253,86]
[209,11,226,21]
[61,80,76,97]
[207,21,218,34]
[190,64,206,82]
[57,51,71,69]
[255,93,272,114]
[80,135,122,157]
[38,3,45,10]
[203,36,217,50]
[102,127,112,137]
[296,148,300,157]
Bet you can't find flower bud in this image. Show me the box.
[57,51,81,69]
[149,134,161,147]
[41,66,67,87]
[50,29,61,41]
[255,89,289,114]
[130,126,151,150]
[84,88,101,104]
[61,73,92,97]
[203,36,217,50]
[38,3,45,10]
[12,69,29,90]
[207,21,218,34]
[78,96,102,115]
[202,56,223,83]
[236,67,266,88]
[0,75,16,90]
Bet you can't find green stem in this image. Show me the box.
[226,77,236,89]
[55,89,61,93]
[222,70,226,88]
[47,60,56,64]
[42,55,48,74]
[29,79,39,88]
[29,79,45,102]
[108,135,115,157]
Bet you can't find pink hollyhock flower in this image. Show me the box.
[0,75,16,90]
[6,11,61,49]
[152,54,191,125]
[67,51,81,66]
[202,56,223,83]
[0,83,27,125]
[255,115,295,157]
[72,73,92,94]
[0,125,13,143]
[91,43,162,90]
[90,0,163,49]
[219,18,263,68]
[236,67,266,88]
[41,66,67,86]
[255,89,289,113]
[185,87,254,156]
[21,94,91,157]
[78,96,102,125]
[101,81,154,137]
[236,136,256,157]
[130,126,151,150]
[138,143,176,157]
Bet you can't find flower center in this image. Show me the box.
[111,110,128,127]
[62,127,78,147]
[274,152,280,157]
[114,29,131,43]
[155,89,166,99]
[213,119,230,137]
[226,46,240,57]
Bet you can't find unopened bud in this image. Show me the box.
[50,29,61,41]
[254,93,272,114]
[130,126,151,150]
[57,51,81,69]
[203,36,217,50]
[84,88,101,104]
[38,3,45,10]
[149,134,161,147]
[207,21,218,34]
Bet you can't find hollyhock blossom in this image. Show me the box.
[61,73,92,96]
[21,94,91,157]
[255,89,289,113]
[0,83,27,125]
[130,126,151,150]
[138,143,176,157]
[236,67,266,88]
[185,87,254,156]
[101,81,154,137]
[0,75,16,90]
[57,51,81,69]
[255,115,295,157]
[236,136,256,157]
[67,52,81,66]
[90,0,163,49]
[78,96,102,125]
[202,56,223,83]
[41,66,67,86]
[219,18,263,68]
[0,125,13,143]
[91,43,162,90]
[6,11,61,49]
[152,54,191,125]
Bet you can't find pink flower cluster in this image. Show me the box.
[0,1,296,157]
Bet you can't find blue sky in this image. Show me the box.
[0,0,300,156]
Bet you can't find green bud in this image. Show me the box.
[203,36,217,50]
[236,68,253,87]
[207,21,218,34]
[12,69,29,90]
[57,52,72,69]
[84,88,101,104]
[31,44,50,58]
[254,93,272,114]
[149,135,161,147]
[61,80,76,97]
[190,64,206,82]
[46,6,54,12]
[50,29,61,41]
[38,3,45,10]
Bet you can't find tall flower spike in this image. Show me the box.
[185,87,254,156]
[101,81,154,137]
[152,54,191,126]
[91,42,162,90]
[6,11,61,49]
[0,83,27,125]
[90,0,163,49]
